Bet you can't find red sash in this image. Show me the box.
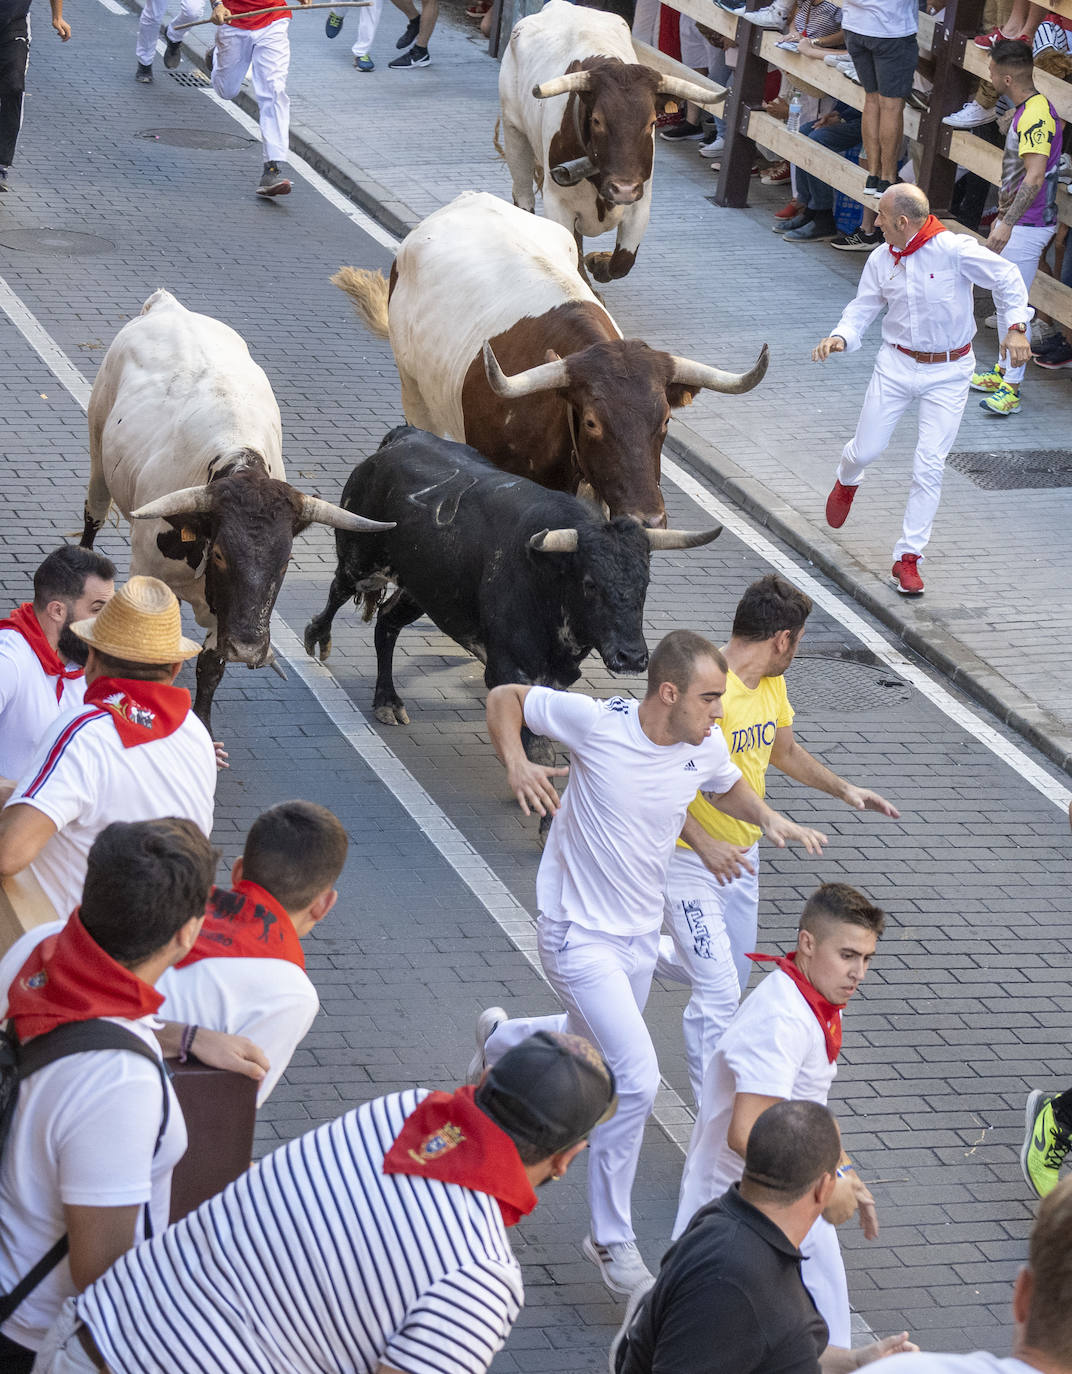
[83,677,190,748]
[178,880,305,970]
[889,214,947,265]
[6,909,163,1041]
[0,603,83,703]
[747,951,844,1063]
[383,1086,538,1227]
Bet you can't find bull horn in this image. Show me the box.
[656,74,727,110]
[669,343,769,395]
[298,496,395,532]
[532,72,592,99]
[645,525,722,551]
[483,342,571,399]
[529,527,579,554]
[131,485,215,520]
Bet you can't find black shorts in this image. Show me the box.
[844,30,918,99]
[0,16,30,94]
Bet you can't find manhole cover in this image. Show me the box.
[136,126,253,149]
[169,69,210,87]
[0,228,115,257]
[946,449,1072,491]
[788,657,911,712]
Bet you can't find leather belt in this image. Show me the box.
[895,342,972,364]
[76,1322,107,1371]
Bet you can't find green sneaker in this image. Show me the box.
[1021,1091,1071,1198]
[980,381,1021,415]
[969,364,1004,392]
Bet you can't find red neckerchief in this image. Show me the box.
[383,1086,538,1227]
[83,676,190,748]
[6,908,163,1041]
[178,880,305,970]
[747,950,844,1062]
[0,603,83,703]
[889,214,947,265]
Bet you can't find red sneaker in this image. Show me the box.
[973,26,1005,47]
[825,480,858,529]
[891,554,924,595]
[774,198,804,220]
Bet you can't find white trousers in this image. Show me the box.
[993,222,1054,385]
[136,0,204,65]
[31,1299,102,1374]
[656,844,760,1106]
[484,918,661,1245]
[350,0,383,55]
[836,342,974,562]
[211,18,290,163]
[801,1215,851,1348]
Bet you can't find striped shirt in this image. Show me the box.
[77,1090,524,1374]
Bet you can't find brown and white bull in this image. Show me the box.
[81,289,391,730]
[332,191,767,529]
[499,0,723,283]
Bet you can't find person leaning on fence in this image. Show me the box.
[839,0,918,198]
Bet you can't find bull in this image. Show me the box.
[81,289,392,731]
[332,191,767,530]
[302,427,721,765]
[499,0,724,283]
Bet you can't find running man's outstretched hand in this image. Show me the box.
[762,813,827,855]
[506,759,569,818]
[851,1174,879,1240]
[842,785,899,817]
[689,832,756,885]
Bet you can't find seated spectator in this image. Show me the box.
[945,7,1072,126]
[157,799,349,1105]
[775,103,863,241]
[0,818,264,1368]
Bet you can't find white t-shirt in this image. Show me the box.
[674,966,837,1237]
[877,1359,1038,1374]
[0,630,86,781]
[523,689,741,938]
[841,0,918,38]
[0,924,187,1352]
[157,957,319,1105]
[5,702,216,919]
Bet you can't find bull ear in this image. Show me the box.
[528,528,579,554]
[666,385,697,409]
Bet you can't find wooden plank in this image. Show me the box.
[746,107,874,205]
[0,868,59,957]
[664,0,739,43]
[946,218,1072,326]
[959,33,1072,123]
[633,40,727,103]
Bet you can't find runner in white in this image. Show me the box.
[480,629,827,1297]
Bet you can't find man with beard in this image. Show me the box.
[0,547,115,781]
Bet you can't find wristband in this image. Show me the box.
[179,1023,199,1063]
[835,1164,854,1179]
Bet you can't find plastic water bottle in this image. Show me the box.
[787,90,803,135]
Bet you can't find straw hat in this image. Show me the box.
[70,575,201,664]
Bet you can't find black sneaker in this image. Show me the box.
[163,37,183,68]
[831,228,883,251]
[863,173,880,195]
[1033,338,1072,369]
[659,120,704,141]
[871,178,892,197]
[135,61,153,83]
[389,43,429,66]
[256,160,292,196]
[396,15,419,47]
[0,167,8,193]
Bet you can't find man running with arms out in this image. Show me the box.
[674,883,886,1349]
[660,575,898,1105]
[478,629,827,1297]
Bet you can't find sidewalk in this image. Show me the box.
[177,4,1072,770]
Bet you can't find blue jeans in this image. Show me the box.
[796,117,862,212]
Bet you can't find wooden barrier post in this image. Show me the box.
[713,2,768,207]
[917,0,987,213]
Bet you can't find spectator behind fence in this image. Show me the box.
[35,1032,618,1374]
[0,548,114,782]
[944,6,1072,128]
[156,799,349,1105]
[612,1101,915,1374]
[0,819,263,1367]
[777,102,864,242]
[840,0,919,197]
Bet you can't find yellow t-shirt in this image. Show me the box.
[680,669,795,849]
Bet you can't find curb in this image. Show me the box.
[136,2,1072,781]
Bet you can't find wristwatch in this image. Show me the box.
[1009,322,1028,333]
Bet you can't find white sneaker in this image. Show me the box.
[738,1,790,28]
[698,136,725,157]
[582,1235,655,1296]
[834,56,860,82]
[466,1006,507,1083]
[942,99,998,128]
[607,1273,655,1374]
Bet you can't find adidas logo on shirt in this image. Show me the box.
[684,760,697,772]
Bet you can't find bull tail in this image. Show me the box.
[492,117,506,161]
[331,267,390,339]
[139,288,178,315]
[360,589,383,622]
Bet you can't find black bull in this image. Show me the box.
[303,427,721,764]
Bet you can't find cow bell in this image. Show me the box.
[550,156,597,188]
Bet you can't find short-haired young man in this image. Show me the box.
[0,576,216,920]
[0,546,115,780]
[660,575,898,1104]
[0,819,233,1366]
[615,1101,913,1374]
[157,799,349,1103]
[35,1032,617,1374]
[477,630,827,1296]
[674,883,887,1348]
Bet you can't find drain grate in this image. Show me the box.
[0,228,115,257]
[946,448,1072,490]
[136,126,253,149]
[787,657,911,712]
[169,69,210,87]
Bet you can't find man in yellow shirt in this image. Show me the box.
[659,575,899,1104]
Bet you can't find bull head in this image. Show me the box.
[532,71,725,111]
[484,342,769,399]
[528,525,721,552]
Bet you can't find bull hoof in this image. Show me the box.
[303,621,331,661]
[374,703,410,726]
[583,251,615,285]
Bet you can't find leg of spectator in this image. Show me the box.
[631,0,660,48]
[388,0,419,26]
[836,346,916,490]
[860,91,881,178]
[415,0,436,49]
[894,359,972,562]
[877,96,905,183]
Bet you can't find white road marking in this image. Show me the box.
[97,0,129,13]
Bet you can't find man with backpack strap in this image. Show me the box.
[0,818,266,1371]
